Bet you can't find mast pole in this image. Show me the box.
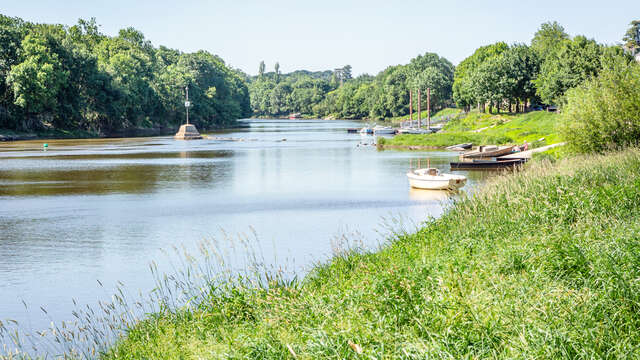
[418,89,421,128]
[427,88,431,130]
[409,90,413,123]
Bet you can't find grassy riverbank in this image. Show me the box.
[104,148,640,359]
[382,110,559,149]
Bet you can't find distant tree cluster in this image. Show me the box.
[249,53,454,119]
[0,14,250,134]
[453,21,632,112]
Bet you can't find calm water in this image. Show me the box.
[0,119,488,333]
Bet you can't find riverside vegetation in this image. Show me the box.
[99,149,640,359]
[0,14,250,138]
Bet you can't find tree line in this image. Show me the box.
[0,14,251,134]
[248,54,454,119]
[250,21,638,121]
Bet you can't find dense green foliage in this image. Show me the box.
[104,149,640,359]
[248,53,454,119]
[561,60,640,153]
[533,36,628,105]
[530,21,569,62]
[0,15,250,135]
[453,22,632,111]
[622,20,640,51]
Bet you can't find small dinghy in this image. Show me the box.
[407,167,467,190]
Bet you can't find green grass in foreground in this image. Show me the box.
[385,110,559,148]
[104,149,640,359]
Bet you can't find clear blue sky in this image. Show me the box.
[3,0,638,75]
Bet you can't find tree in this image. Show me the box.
[258,60,265,78]
[274,62,280,83]
[7,31,69,129]
[561,60,640,153]
[407,52,454,111]
[531,21,569,61]
[623,20,640,52]
[534,36,604,104]
[341,65,352,81]
[453,42,509,111]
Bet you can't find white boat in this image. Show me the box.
[359,127,373,135]
[373,125,396,135]
[406,168,467,190]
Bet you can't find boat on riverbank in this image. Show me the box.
[373,125,396,135]
[407,167,467,190]
[462,145,514,159]
[446,143,473,151]
[450,158,527,170]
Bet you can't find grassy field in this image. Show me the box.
[384,110,560,148]
[103,149,640,359]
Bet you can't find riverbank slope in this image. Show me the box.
[380,110,559,149]
[104,148,640,359]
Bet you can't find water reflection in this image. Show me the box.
[0,150,235,196]
[408,188,456,202]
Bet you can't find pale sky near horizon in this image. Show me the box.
[2,0,638,76]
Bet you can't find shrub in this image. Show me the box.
[561,60,640,153]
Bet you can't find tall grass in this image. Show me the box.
[0,230,301,359]
[97,149,640,359]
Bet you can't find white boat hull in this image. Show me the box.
[373,129,395,135]
[406,170,467,190]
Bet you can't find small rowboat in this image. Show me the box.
[407,168,467,190]
[462,145,514,159]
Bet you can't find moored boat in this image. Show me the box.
[373,125,396,135]
[450,158,527,170]
[446,143,472,150]
[407,167,467,190]
[462,145,514,159]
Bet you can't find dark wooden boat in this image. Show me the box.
[450,158,527,170]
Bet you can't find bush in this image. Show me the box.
[561,60,640,153]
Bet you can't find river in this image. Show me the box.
[0,119,489,343]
